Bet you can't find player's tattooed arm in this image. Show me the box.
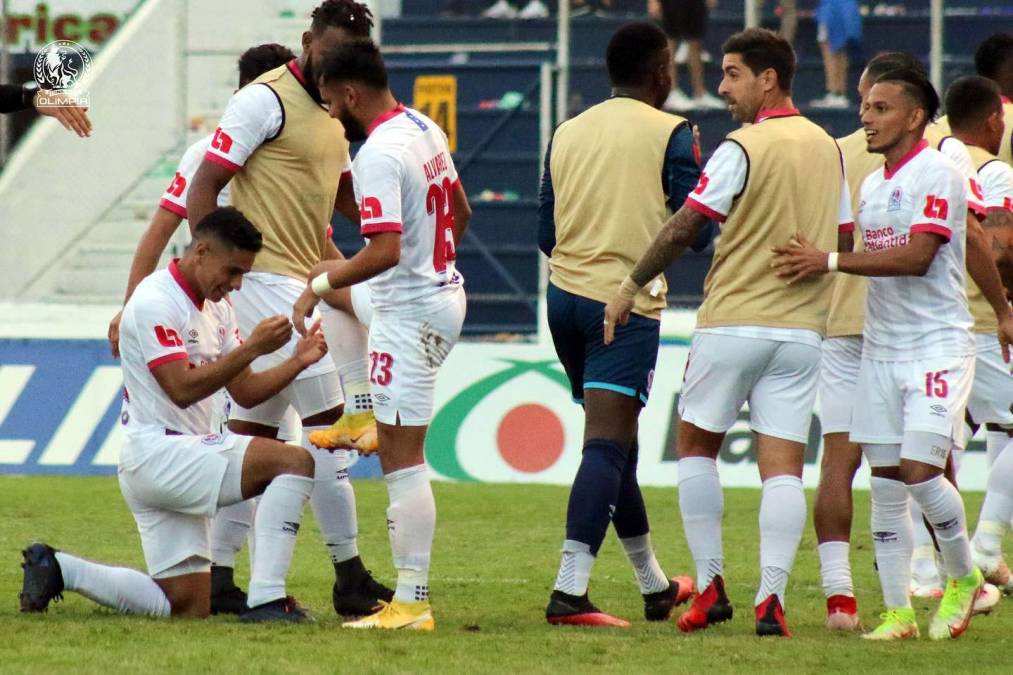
[629,206,710,287]
[603,205,708,344]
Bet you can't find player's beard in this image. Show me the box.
[341,112,368,142]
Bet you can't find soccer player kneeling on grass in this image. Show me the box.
[293,39,470,631]
[772,68,1013,640]
[20,208,328,622]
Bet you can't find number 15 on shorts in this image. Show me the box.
[925,370,949,398]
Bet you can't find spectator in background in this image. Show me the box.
[774,0,797,46]
[650,0,724,111]
[0,82,92,137]
[811,0,862,109]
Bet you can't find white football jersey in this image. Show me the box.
[119,260,243,436]
[857,141,974,360]
[936,135,987,215]
[353,104,464,312]
[159,135,231,219]
[978,159,1013,211]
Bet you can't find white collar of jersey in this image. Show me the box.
[884,138,929,180]
[168,259,204,311]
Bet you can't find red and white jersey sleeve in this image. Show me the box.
[938,136,987,215]
[158,135,231,219]
[977,160,1013,212]
[354,148,404,236]
[128,289,190,372]
[837,171,854,232]
[204,84,283,173]
[684,140,746,222]
[858,144,973,361]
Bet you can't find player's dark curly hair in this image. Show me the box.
[723,28,796,94]
[875,67,941,123]
[237,43,296,88]
[975,33,1013,81]
[311,0,373,38]
[945,76,1002,132]
[864,51,926,80]
[194,207,263,253]
[606,22,669,88]
[318,38,388,89]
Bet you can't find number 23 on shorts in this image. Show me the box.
[370,351,394,386]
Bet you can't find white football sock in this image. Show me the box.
[818,541,853,598]
[870,476,913,609]
[908,499,941,583]
[210,500,254,568]
[320,303,372,414]
[554,539,595,596]
[678,457,724,590]
[304,429,359,564]
[908,475,973,580]
[54,552,170,617]
[985,431,1012,467]
[386,464,436,603]
[973,443,1013,557]
[755,475,805,607]
[247,474,312,607]
[620,533,669,594]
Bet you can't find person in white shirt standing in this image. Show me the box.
[294,39,471,631]
[773,68,1013,641]
[20,208,328,622]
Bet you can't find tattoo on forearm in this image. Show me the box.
[630,207,707,287]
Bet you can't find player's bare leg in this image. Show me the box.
[814,432,863,630]
[675,421,734,633]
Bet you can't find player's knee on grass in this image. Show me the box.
[153,567,211,618]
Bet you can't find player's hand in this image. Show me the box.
[108,310,122,358]
[292,287,321,337]
[294,318,328,367]
[771,232,830,284]
[247,315,292,355]
[603,296,634,346]
[34,90,92,137]
[997,313,1013,365]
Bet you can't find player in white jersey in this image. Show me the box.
[20,208,327,622]
[294,39,471,631]
[773,68,1013,641]
[945,75,1013,593]
[187,2,396,619]
[101,43,306,615]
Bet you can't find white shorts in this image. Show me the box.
[368,287,466,426]
[967,333,1013,428]
[678,332,822,443]
[351,282,373,328]
[230,273,343,427]
[818,336,863,434]
[118,429,251,577]
[850,354,975,447]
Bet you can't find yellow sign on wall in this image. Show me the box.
[413,75,457,153]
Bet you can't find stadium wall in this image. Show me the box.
[0,306,994,490]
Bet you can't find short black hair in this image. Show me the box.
[975,33,1013,80]
[723,28,796,93]
[237,43,296,88]
[945,75,1002,132]
[318,38,388,89]
[865,51,926,80]
[606,22,669,88]
[193,207,262,253]
[875,67,941,122]
[311,0,373,38]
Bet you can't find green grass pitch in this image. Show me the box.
[3,476,1013,674]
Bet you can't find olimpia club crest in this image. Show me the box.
[425,359,580,482]
[33,40,91,107]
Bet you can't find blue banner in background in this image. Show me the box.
[0,339,382,479]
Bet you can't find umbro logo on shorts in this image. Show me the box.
[929,404,947,417]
